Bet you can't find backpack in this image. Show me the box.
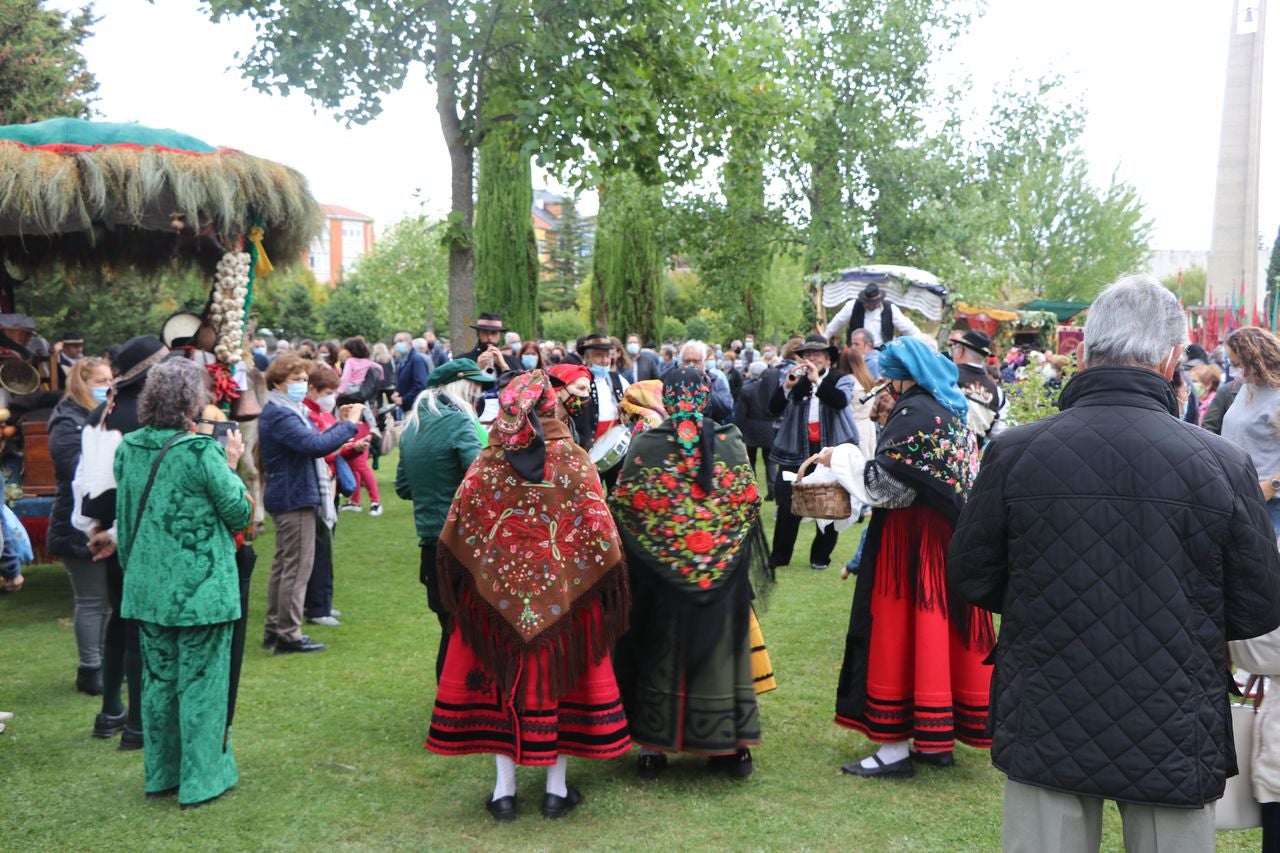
[356,364,383,406]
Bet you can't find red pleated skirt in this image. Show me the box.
[426,606,632,766]
[835,505,993,753]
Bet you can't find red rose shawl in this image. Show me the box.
[438,372,628,707]
[609,368,772,670]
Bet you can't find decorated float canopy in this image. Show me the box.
[0,118,322,274]
[820,265,949,322]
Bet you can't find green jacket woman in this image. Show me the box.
[113,359,251,809]
[394,358,492,680]
[117,429,251,626]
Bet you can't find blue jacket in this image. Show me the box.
[395,350,431,407]
[259,402,358,514]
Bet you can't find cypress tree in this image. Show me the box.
[474,126,539,338]
[594,172,664,342]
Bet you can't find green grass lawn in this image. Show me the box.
[0,452,1262,851]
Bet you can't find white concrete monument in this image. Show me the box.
[1206,0,1267,307]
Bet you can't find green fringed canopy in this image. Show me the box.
[0,118,322,273]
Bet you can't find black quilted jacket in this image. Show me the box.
[949,365,1280,807]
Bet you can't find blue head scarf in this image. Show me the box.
[878,337,970,420]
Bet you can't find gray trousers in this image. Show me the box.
[63,556,111,668]
[264,509,316,643]
[1003,779,1215,853]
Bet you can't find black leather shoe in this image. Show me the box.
[261,631,278,650]
[841,755,914,778]
[707,747,753,778]
[910,749,955,768]
[637,752,668,780]
[274,637,326,654]
[118,724,144,751]
[77,666,103,696]
[541,786,583,819]
[92,709,127,738]
[146,786,179,800]
[485,794,518,822]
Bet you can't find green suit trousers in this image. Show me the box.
[139,621,238,806]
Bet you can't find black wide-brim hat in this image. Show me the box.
[112,334,169,389]
[579,333,613,351]
[796,333,839,361]
[470,313,509,333]
[953,329,993,358]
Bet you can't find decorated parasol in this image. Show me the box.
[819,265,949,322]
[0,117,323,405]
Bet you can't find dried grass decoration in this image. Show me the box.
[0,118,321,273]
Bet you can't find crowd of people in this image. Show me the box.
[11,273,1280,851]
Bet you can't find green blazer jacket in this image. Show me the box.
[117,427,252,626]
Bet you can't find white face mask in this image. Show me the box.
[317,393,337,413]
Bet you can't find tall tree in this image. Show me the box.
[205,0,718,351]
[348,214,449,334]
[977,78,1151,301]
[594,171,663,342]
[783,0,972,307]
[541,198,586,312]
[474,132,539,337]
[0,0,98,124]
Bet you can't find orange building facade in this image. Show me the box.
[304,204,375,285]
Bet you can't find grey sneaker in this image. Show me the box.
[307,616,341,627]
[339,503,362,513]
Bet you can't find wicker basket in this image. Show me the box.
[790,452,853,520]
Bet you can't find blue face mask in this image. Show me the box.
[285,382,308,402]
[744,341,754,351]
[394,341,409,356]
[521,355,538,370]
[590,364,610,379]
[626,343,640,356]
[91,386,109,404]
[252,347,267,357]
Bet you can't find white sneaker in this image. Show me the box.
[339,503,362,513]
[329,609,341,618]
[307,616,341,627]
[369,503,383,517]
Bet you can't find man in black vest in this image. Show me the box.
[824,283,924,348]
[573,333,629,452]
[946,329,1005,446]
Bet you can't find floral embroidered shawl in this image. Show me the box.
[438,414,629,705]
[875,385,979,526]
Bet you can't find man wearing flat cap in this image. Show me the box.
[947,329,1006,446]
[824,283,924,348]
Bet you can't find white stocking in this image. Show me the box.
[493,754,517,800]
[859,740,909,770]
[545,755,568,798]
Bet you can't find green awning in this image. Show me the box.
[1019,299,1090,323]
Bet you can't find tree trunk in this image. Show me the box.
[434,21,476,353]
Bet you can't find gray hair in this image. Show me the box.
[748,360,767,379]
[1083,275,1187,368]
[412,337,427,353]
[138,358,208,429]
[679,339,708,365]
[402,379,481,434]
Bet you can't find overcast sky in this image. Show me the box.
[49,0,1278,256]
